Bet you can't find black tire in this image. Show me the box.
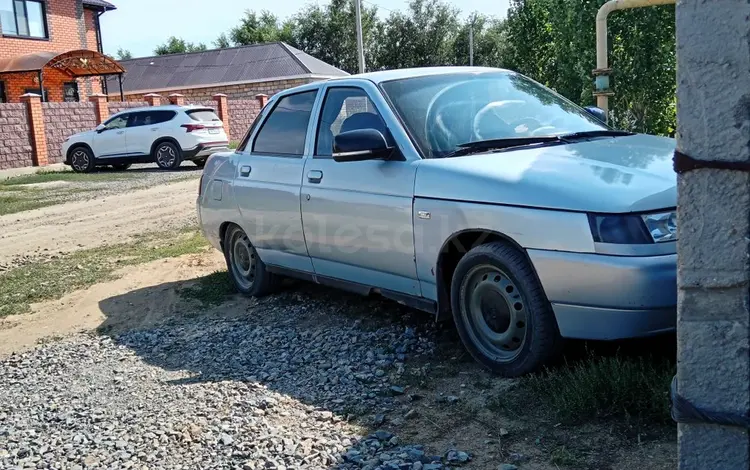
[154,141,182,170]
[451,242,562,377]
[193,159,206,168]
[223,224,281,297]
[112,163,132,171]
[69,146,95,173]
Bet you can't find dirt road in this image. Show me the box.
[0,178,200,268]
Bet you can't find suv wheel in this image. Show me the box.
[70,147,95,173]
[451,242,562,377]
[223,224,281,297]
[154,142,182,170]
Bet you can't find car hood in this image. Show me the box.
[414,134,676,213]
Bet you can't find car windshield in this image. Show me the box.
[380,71,609,158]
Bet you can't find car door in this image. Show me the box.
[91,113,129,158]
[126,110,176,157]
[232,88,319,273]
[301,83,421,296]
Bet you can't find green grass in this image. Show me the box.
[551,446,586,467]
[0,229,208,317]
[1,169,136,186]
[0,192,59,215]
[496,354,674,424]
[180,270,235,306]
[228,141,240,150]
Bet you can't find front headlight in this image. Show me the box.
[588,211,677,244]
[641,211,677,243]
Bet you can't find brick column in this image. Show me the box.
[21,93,48,167]
[255,93,269,109]
[213,93,230,141]
[168,93,186,106]
[676,1,750,469]
[89,93,109,125]
[144,93,162,106]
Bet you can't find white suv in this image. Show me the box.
[63,105,229,172]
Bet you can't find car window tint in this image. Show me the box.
[187,109,220,122]
[315,87,390,157]
[151,110,176,124]
[105,114,128,130]
[252,91,317,156]
[127,112,151,128]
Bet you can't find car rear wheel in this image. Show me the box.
[223,224,281,297]
[154,142,182,170]
[451,242,562,377]
[112,163,132,171]
[69,147,95,173]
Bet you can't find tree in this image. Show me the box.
[503,0,675,135]
[451,14,508,67]
[154,36,207,55]
[227,10,294,46]
[376,0,461,70]
[116,48,132,60]
[214,33,231,49]
[290,0,380,74]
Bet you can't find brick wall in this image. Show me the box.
[0,103,33,168]
[1,69,99,103]
[125,78,319,102]
[108,101,148,116]
[42,101,96,163]
[228,100,261,144]
[0,0,99,57]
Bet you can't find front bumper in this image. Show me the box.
[528,250,676,340]
[183,142,230,160]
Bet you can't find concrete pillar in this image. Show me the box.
[675,1,750,468]
[89,93,109,125]
[21,93,48,167]
[144,93,162,106]
[255,93,269,109]
[213,93,230,141]
[168,93,186,106]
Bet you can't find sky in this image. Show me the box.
[100,0,511,58]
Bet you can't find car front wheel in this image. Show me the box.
[223,224,281,297]
[154,142,182,170]
[451,242,562,377]
[69,147,95,173]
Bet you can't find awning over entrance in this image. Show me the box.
[0,50,127,100]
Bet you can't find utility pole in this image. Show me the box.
[354,0,365,74]
[468,13,475,66]
[675,0,750,469]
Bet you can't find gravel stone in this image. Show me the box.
[0,313,448,469]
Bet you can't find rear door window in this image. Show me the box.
[186,109,221,122]
[252,90,318,157]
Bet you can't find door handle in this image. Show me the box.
[307,170,323,183]
[151,127,159,131]
[239,165,251,177]
[116,130,125,135]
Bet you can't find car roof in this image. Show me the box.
[112,104,213,115]
[332,66,512,84]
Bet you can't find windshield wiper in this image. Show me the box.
[443,130,635,158]
[445,136,562,157]
[558,130,634,140]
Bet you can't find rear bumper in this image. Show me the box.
[528,249,676,340]
[183,142,229,160]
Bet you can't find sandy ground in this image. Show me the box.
[0,178,200,267]
[0,251,225,357]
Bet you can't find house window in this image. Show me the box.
[63,82,79,102]
[0,0,48,39]
[0,82,6,103]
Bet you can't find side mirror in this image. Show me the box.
[333,129,393,162]
[95,124,107,133]
[584,106,607,123]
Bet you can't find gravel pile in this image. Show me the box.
[0,315,473,469]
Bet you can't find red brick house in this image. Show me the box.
[0,0,124,103]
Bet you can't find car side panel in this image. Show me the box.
[412,197,594,301]
[198,151,241,252]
